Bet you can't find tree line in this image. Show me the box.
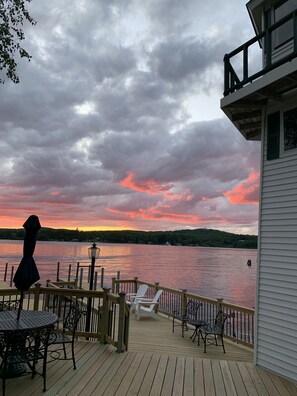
[0,227,257,249]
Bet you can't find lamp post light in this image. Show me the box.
[86,242,100,336]
[88,242,101,291]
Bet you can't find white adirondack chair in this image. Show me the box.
[135,289,163,320]
[126,284,148,312]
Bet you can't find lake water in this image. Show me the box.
[0,240,257,308]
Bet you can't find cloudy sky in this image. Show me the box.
[0,0,261,234]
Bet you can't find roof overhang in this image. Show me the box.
[246,0,264,36]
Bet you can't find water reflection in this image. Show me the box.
[0,240,257,308]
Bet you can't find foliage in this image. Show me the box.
[0,0,35,83]
[0,227,257,249]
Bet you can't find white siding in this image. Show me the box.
[256,106,297,382]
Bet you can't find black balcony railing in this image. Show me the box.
[224,9,297,96]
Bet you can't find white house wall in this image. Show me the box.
[256,96,297,382]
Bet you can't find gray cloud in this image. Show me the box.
[0,0,260,233]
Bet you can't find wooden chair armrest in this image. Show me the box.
[137,301,159,307]
[135,297,154,302]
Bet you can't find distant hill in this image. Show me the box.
[0,227,257,249]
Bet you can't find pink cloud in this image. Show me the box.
[120,172,173,195]
[224,171,259,204]
[120,172,193,202]
[107,206,202,223]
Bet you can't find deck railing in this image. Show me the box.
[224,9,297,96]
[114,278,254,347]
[0,281,130,352]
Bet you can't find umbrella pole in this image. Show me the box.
[17,291,24,320]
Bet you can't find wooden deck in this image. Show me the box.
[128,314,253,362]
[3,314,297,395]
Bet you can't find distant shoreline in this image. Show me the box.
[0,227,257,250]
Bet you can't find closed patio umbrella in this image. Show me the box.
[13,215,41,320]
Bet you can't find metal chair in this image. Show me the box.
[198,310,234,353]
[47,304,86,369]
[0,300,20,311]
[0,326,51,396]
[172,299,204,338]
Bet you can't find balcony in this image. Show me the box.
[221,9,297,140]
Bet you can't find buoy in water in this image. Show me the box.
[247,260,251,266]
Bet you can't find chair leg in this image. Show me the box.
[181,320,186,337]
[221,335,226,353]
[199,331,207,353]
[42,355,47,391]
[2,367,6,396]
[2,355,9,396]
[72,341,76,370]
[63,343,67,360]
[190,326,199,343]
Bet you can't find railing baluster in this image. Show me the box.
[243,45,248,81]
[10,266,14,287]
[293,11,297,54]
[4,262,8,282]
[224,54,230,95]
[100,267,104,288]
[265,25,272,68]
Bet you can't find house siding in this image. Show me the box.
[256,106,297,382]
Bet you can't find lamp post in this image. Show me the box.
[86,242,100,335]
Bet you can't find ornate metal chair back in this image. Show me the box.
[63,304,85,334]
[186,299,202,320]
[0,300,20,311]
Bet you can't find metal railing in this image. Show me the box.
[114,278,254,347]
[224,9,297,96]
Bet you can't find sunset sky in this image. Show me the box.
[0,0,261,234]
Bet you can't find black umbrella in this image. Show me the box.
[13,215,41,320]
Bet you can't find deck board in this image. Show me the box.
[227,361,249,396]
[150,355,168,396]
[237,362,259,396]
[203,359,216,396]
[172,355,185,396]
[194,358,205,396]
[2,314,297,395]
[183,357,194,396]
[138,354,160,396]
[219,361,237,396]
[212,359,226,396]
[161,355,176,396]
